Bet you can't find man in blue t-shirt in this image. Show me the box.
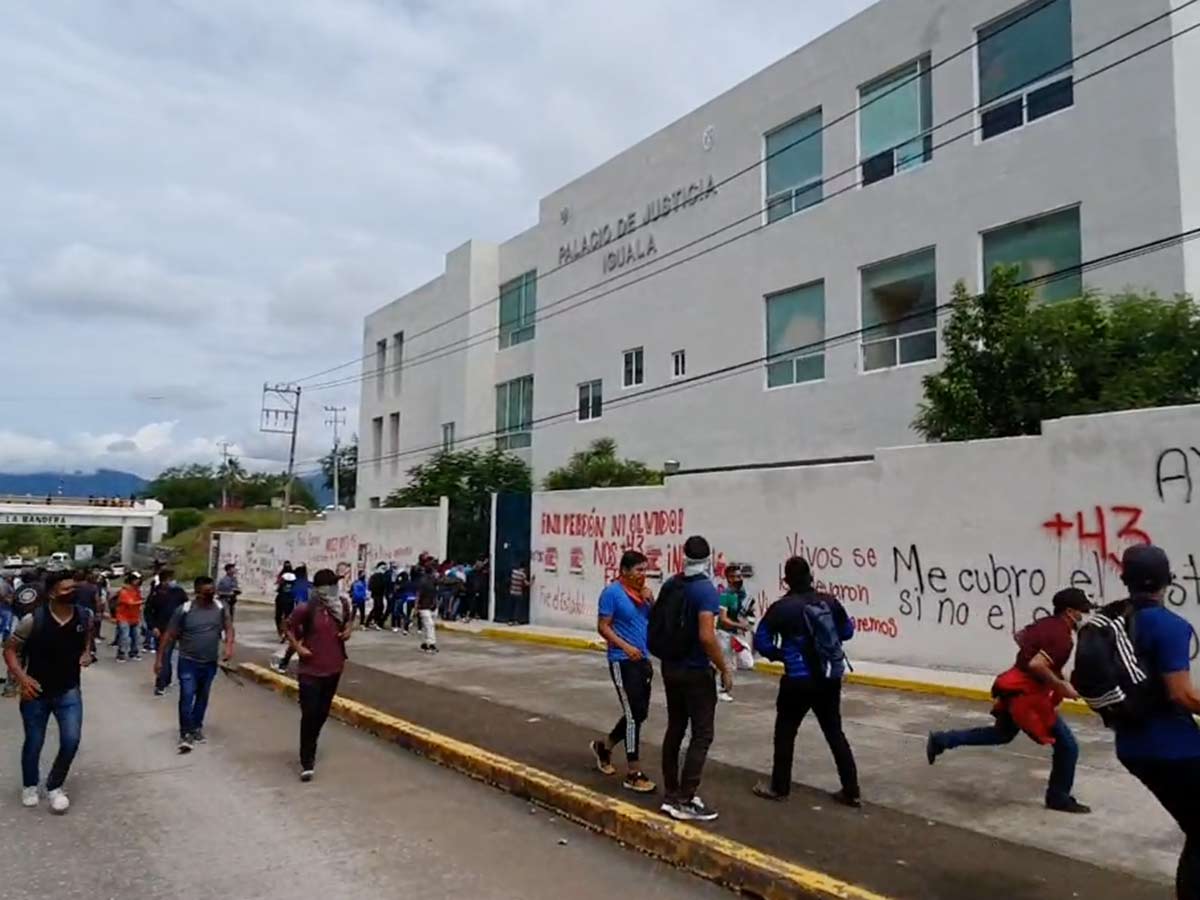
[658,535,733,823]
[591,550,656,795]
[1111,544,1200,897]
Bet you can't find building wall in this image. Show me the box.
[215,503,448,599]
[362,0,1192,496]
[530,404,1200,676]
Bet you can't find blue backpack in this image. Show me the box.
[800,595,851,680]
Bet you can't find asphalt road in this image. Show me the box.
[0,658,724,900]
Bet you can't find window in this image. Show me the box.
[861,248,938,371]
[765,109,823,223]
[672,349,686,379]
[577,380,603,422]
[371,416,384,472]
[392,332,404,393]
[441,422,455,451]
[978,0,1073,140]
[495,376,534,450]
[499,270,537,348]
[622,347,644,388]
[860,56,932,186]
[368,496,381,509]
[983,206,1081,303]
[375,339,387,397]
[388,412,400,473]
[766,282,825,388]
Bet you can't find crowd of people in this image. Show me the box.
[4,537,1200,897]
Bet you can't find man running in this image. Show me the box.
[590,550,656,793]
[3,570,94,813]
[285,568,351,781]
[926,587,1092,814]
[216,563,241,622]
[156,576,234,753]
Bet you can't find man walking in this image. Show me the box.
[653,535,732,822]
[285,568,351,781]
[74,571,100,664]
[417,566,439,653]
[114,573,145,661]
[3,571,94,813]
[145,568,187,696]
[926,587,1092,814]
[751,556,860,807]
[591,550,656,793]
[367,563,389,631]
[156,576,234,753]
[1104,545,1200,896]
[717,563,755,701]
[216,563,241,622]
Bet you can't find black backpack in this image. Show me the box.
[1071,599,1161,728]
[648,574,706,664]
[799,594,851,680]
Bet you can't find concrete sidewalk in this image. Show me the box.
[234,606,1178,895]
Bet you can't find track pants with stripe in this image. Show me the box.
[607,658,653,763]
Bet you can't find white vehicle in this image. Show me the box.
[110,563,127,577]
[50,551,71,565]
[3,555,23,568]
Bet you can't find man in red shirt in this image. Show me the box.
[926,588,1092,814]
[285,568,351,782]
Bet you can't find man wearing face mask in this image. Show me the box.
[591,550,656,794]
[926,587,1093,814]
[157,576,234,753]
[144,568,188,697]
[286,568,351,782]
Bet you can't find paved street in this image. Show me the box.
[0,657,723,900]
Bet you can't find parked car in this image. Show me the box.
[3,555,23,568]
[109,563,127,577]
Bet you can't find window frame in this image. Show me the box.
[577,379,603,422]
[859,246,940,374]
[980,204,1082,304]
[622,347,645,389]
[498,270,537,349]
[374,339,387,398]
[371,415,384,473]
[764,280,827,391]
[387,412,400,473]
[441,422,455,451]
[495,375,534,450]
[857,54,933,188]
[763,107,824,224]
[671,349,686,380]
[975,0,1074,143]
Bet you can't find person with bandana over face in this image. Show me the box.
[590,550,657,794]
[925,587,1093,814]
[285,568,351,782]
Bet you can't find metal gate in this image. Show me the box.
[492,491,531,623]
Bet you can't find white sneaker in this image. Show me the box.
[391,627,399,633]
[21,786,38,808]
[718,691,735,703]
[47,788,70,814]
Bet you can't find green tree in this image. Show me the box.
[145,464,220,509]
[320,436,358,508]
[544,438,663,491]
[385,448,531,560]
[914,268,1200,441]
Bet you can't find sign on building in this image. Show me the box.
[74,544,94,562]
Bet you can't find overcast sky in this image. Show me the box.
[0,0,874,479]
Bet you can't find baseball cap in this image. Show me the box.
[1051,587,1092,613]
[1121,544,1172,592]
[683,535,711,562]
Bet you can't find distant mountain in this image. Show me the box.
[0,469,149,499]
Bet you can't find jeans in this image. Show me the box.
[352,602,366,626]
[391,598,412,630]
[117,622,141,657]
[771,677,859,798]
[20,689,83,790]
[608,659,653,764]
[156,643,176,690]
[298,672,341,770]
[661,664,717,801]
[0,606,12,689]
[369,595,386,628]
[1122,755,1200,899]
[933,713,1078,804]
[177,657,218,737]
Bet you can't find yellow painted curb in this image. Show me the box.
[240,662,893,900]
[438,623,1091,717]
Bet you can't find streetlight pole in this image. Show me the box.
[324,405,347,509]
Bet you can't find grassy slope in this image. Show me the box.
[164,509,312,580]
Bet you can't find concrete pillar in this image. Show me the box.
[120,524,136,565]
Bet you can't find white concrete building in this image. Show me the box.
[358,0,1200,507]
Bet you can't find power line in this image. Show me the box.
[288,0,1090,387]
[291,224,1200,478]
[302,3,1198,394]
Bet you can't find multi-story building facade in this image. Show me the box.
[358,0,1200,507]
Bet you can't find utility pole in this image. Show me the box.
[260,383,302,526]
[323,405,347,509]
[217,440,233,509]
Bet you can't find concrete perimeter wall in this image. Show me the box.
[214,500,448,599]
[530,405,1200,675]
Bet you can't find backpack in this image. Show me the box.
[1071,599,1161,728]
[799,594,850,680]
[20,604,94,669]
[648,574,706,664]
[295,596,351,659]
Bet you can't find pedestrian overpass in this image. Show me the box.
[0,496,168,564]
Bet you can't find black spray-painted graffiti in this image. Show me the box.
[1156,446,1200,504]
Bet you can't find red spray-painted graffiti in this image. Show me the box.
[1042,505,1151,569]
